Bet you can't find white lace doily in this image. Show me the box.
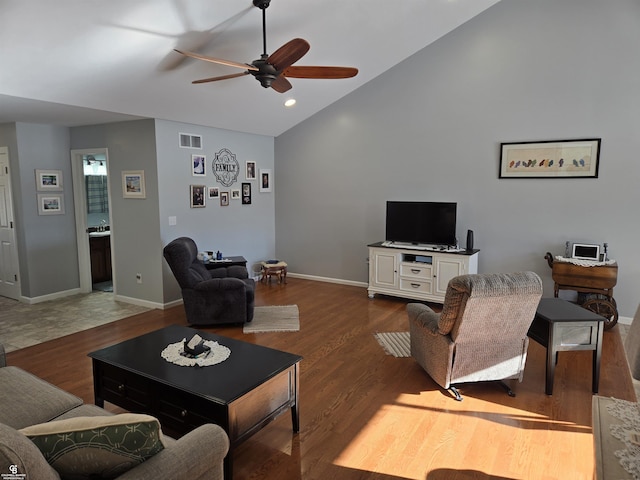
[161,338,231,367]
[605,397,640,479]
[554,255,616,267]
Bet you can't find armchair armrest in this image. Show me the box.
[117,424,229,480]
[407,303,441,335]
[194,277,247,292]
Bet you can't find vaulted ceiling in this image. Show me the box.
[0,0,500,137]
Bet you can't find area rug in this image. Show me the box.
[243,305,300,333]
[374,332,411,357]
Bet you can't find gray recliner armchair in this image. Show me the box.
[163,237,255,325]
[407,271,543,400]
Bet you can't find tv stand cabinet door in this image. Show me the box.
[433,255,467,296]
[369,248,398,289]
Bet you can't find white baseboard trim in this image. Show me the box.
[287,272,368,288]
[21,288,82,304]
[112,294,164,310]
[162,298,184,310]
[619,315,633,325]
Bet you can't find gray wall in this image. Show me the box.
[154,120,275,302]
[274,0,640,317]
[70,120,163,304]
[0,122,79,298]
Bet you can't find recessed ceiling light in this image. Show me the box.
[284,98,296,107]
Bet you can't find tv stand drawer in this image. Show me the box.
[400,263,431,279]
[400,278,432,294]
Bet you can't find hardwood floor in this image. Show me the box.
[6,278,635,480]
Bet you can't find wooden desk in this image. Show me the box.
[528,298,605,395]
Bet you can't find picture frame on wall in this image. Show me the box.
[122,170,146,199]
[499,138,601,178]
[220,191,229,206]
[192,155,206,176]
[37,194,65,215]
[242,182,251,205]
[35,169,63,191]
[208,187,219,198]
[231,189,240,200]
[190,185,206,208]
[259,168,272,192]
[246,161,256,180]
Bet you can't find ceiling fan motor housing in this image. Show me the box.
[251,55,278,88]
[253,0,271,10]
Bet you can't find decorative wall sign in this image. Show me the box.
[499,139,601,178]
[212,148,239,187]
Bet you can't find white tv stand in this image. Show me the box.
[367,241,479,304]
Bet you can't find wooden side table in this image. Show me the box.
[260,261,288,284]
[527,297,605,395]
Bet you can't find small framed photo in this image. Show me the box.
[37,194,65,215]
[246,161,256,180]
[259,169,272,193]
[190,185,206,208]
[208,187,219,198]
[122,170,146,199]
[242,182,252,205]
[192,155,206,176]
[231,189,241,200]
[220,191,229,206]
[35,169,63,191]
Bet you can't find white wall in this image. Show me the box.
[274,0,640,317]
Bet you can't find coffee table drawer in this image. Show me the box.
[98,364,152,412]
[229,368,295,443]
[154,386,226,435]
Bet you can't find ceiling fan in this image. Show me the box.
[174,0,358,93]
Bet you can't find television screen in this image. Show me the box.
[385,201,457,246]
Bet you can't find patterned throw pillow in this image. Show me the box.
[20,413,165,480]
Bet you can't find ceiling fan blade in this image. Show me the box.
[270,76,292,93]
[192,72,249,84]
[174,48,258,72]
[283,66,358,79]
[267,38,310,71]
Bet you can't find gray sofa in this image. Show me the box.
[0,344,229,480]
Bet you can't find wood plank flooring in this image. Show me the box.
[6,278,635,480]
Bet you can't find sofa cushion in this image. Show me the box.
[0,422,60,480]
[20,414,166,480]
[0,366,83,429]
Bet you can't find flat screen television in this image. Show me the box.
[385,201,457,246]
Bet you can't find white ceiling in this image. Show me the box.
[0,0,500,137]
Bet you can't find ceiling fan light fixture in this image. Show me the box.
[284,98,296,107]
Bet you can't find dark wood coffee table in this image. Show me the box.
[88,325,302,479]
[527,297,605,395]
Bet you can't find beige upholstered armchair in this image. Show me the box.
[407,271,543,400]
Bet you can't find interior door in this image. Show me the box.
[0,146,20,300]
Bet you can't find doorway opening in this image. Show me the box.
[70,148,115,294]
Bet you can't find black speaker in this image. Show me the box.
[466,229,474,251]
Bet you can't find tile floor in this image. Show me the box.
[0,292,150,353]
